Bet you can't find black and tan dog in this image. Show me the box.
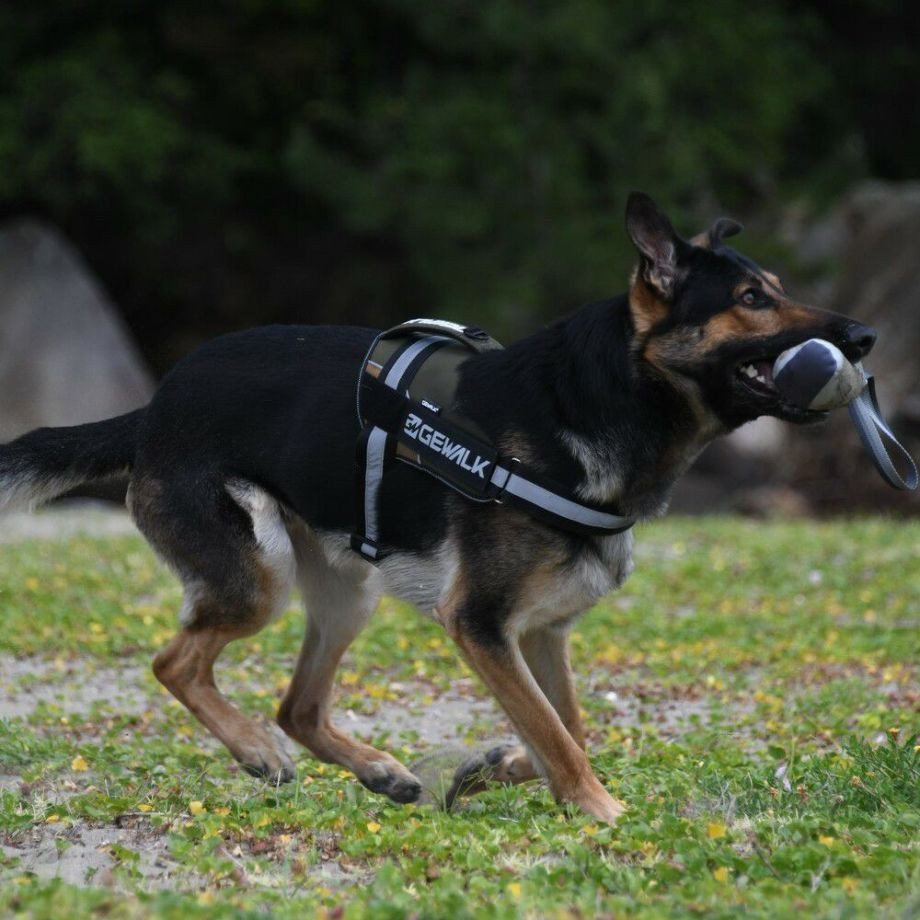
[0,194,875,823]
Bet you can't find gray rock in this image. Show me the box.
[0,219,153,442]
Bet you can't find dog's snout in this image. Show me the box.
[842,322,877,360]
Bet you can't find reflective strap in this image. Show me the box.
[848,374,917,491]
[490,464,634,532]
[383,335,449,389]
[362,426,389,544]
[353,334,456,562]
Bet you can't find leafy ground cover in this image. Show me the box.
[0,516,918,918]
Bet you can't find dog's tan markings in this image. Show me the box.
[449,621,589,799]
[628,275,669,339]
[442,569,623,822]
[689,230,711,249]
[701,300,820,350]
[276,521,422,803]
[762,270,784,293]
[519,626,586,749]
[447,625,623,822]
[154,623,295,782]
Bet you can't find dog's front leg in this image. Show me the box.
[445,609,623,823]
[446,624,586,804]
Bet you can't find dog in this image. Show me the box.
[0,193,876,823]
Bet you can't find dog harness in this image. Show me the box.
[350,318,635,562]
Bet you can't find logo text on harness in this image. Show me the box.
[403,413,489,478]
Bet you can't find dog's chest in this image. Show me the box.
[508,530,635,634]
[377,530,635,631]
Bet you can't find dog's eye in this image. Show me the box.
[740,289,759,307]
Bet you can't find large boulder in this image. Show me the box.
[0,220,153,443]
[781,181,920,513]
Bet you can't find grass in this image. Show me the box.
[0,515,918,918]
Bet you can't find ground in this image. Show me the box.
[0,508,918,919]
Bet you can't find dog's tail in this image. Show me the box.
[0,408,145,514]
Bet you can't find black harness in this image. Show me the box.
[350,318,635,562]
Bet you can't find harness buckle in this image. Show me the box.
[350,534,385,562]
[491,457,521,505]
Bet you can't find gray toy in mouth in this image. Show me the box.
[771,336,917,491]
[772,338,867,411]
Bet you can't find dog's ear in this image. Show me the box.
[692,216,744,250]
[626,192,681,300]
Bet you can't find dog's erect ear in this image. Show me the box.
[626,192,681,300]
[707,217,743,248]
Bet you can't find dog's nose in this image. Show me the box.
[843,322,877,360]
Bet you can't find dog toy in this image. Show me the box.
[772,338,917,490]
[773,339,867,411]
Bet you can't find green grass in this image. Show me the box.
[1,516,918,918]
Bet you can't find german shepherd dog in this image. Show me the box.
[0,194,875,823]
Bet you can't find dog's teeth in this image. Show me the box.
[756,374,767,384]
[744,365,757,378]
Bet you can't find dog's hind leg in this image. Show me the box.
[132,475,297,782]
[277,528,422,804]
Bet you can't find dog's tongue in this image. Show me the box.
[754,360,775,385]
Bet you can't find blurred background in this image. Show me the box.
[0,0,917,515]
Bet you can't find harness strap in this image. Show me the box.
[351,334,454,560]
[489,462,633,533]
[351,328,635,562]
[848,373,917,491]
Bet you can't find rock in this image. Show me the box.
[0,219,153,443]
[785,181,920,512]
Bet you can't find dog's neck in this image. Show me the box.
[503,296,723,519]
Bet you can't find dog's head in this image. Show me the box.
[624,192,876,430]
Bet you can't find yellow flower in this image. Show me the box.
[188,800,206,816]
[70,755,88,772]
[366,821,382,833]
[45,814,60,824]
[841,877,859,894]
[818,835,835,847]
[582,825,598,837]
[214,806,230,816]
[707,822,727,839]
[137,804,153,813]
[507,882,522,899]
[713,866,730,883]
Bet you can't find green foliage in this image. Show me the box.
[1,517,919,916]
[0,3,915,365]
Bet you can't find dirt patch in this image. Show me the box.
[0,657,151,720]
[2,822,178,889]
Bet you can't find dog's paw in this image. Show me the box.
[360,761,423,804]
[568,778,626,825]
[237,748,297,784]
[445,742,535,809]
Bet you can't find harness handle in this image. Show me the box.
[848,372,918,491]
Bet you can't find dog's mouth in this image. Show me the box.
[734,358,778,398]
[731,352,826,424]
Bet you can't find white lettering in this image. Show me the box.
[400,415,490,478]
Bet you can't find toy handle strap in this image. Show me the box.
[848,373,918,490]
